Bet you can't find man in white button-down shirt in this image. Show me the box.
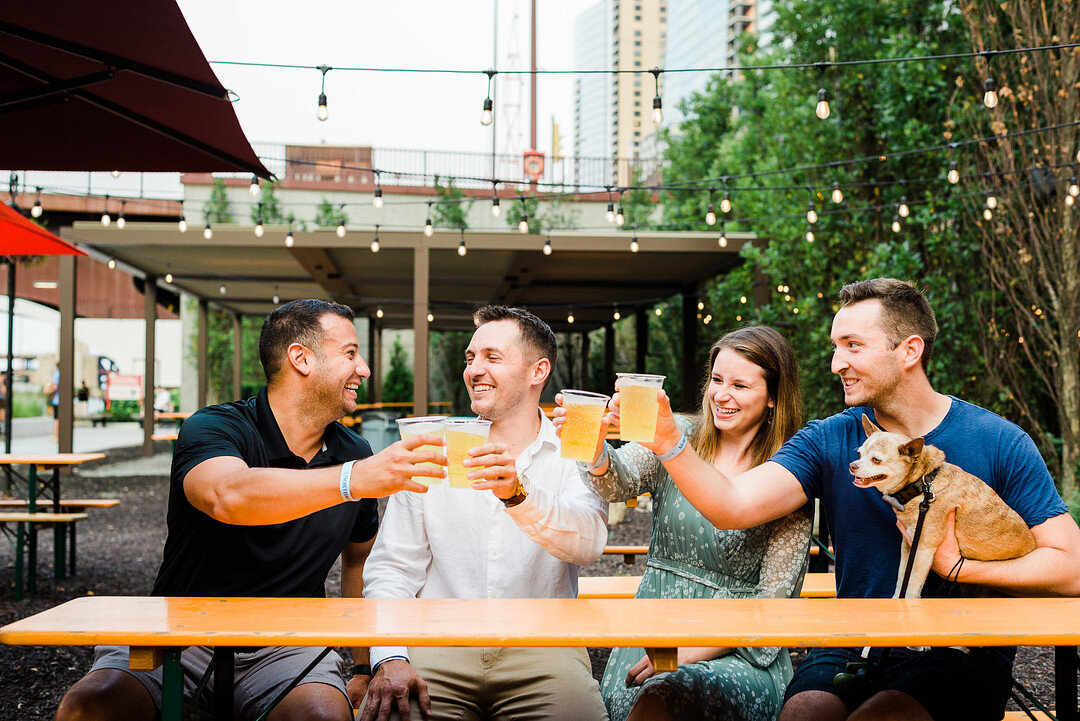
[360,305,609,721]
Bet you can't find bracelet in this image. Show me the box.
[349,663,373,677]
[654,434,688,463]
[586,444,610,472]
[339,460,358,503]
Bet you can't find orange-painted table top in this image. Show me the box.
[578,573,836,599]
[4,596,1080,650]
[0,453,105,468]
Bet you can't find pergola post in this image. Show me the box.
[635,307,648,373]
[412,243,429,416]
[232,313,242,400]
[197,299,208,409]
[370,317,383,404]
[4,258,15,455]
[142,277,157,457]
[603,321,615,384]
[753,267,770,308]
[580,330,590,387]
[58,256,76,453]
[681,289,698,412]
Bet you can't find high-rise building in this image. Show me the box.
[664,0,730,130]
[572,0,613,188]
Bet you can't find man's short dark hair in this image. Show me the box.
[838,278,937,372]
[259,299,354,383]
[472,305,558,369]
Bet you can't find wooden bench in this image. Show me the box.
[578,572,837,599]
[0,498,120,511]
[0,512,88,601]
[152,432,179,442]
[605,543,832,565]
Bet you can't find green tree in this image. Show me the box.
[186,300,264,404]
[382,337,414,403]
[255,181,302,230]
[432,176,472,230]
[314,199,347,229]
[204,178,232,224]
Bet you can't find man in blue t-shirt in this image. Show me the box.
[631,278,1080,721]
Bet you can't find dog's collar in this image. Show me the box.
[883,467,940,512]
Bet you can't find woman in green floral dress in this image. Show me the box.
[560,326,811,721]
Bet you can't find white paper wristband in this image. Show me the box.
[339,460,358,503]
[654,434,688,463]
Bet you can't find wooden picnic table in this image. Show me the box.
[2,596,1078,721]
[155,411,193,423]
[577,572,837,599]
[0,453,105,596]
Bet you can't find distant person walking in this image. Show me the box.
[46,365,60,441]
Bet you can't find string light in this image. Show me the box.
[273,286,280,304]
[284,228,294,247]
[650,68,663,124]
[481,70,495,126]
[110,170,120,178]
[425,202,434,236]
[986,193,998,209]
[336,204,347,237]
[30,187,42,218]
[518,200,529,233]
[891,215,902,233]
[427,312,434,323]
[613,305,621,321]
[630,233,639,253]
[720,188,732,214]
[219,283,227,295]
[806,201,817,224]
[615,204,625,226]
[178,213,187,233]
[316,64,330,121]
[164,265,173,284]
[491,183,501,217]
[373,181,383,209]
[948,160,960,184]
[101,195,111,226]
[458,228,467,256]
[705,189,717,225]
[254,203,264,237]
[718,222,728,248]
[107,258,116,269]
[1066,194,1075,208]
[983,205,993,221]
[606,200,615,223]
[203,222,213,240]
[983,76,998,109]
[740,296,747,303]
[655,306,663,316]
[248,175,261,198]
[805,228,815,243]
[116,201,126,229]
[543,235,552,255]
[567,308,575,324]
[703,314,712,324]
[815,64,830,119]
[697,300,705,310]
[371,225,381,253]
[898,196,910,218]
[1069,170,1079,197]
[376,306,384,319]
[832,182,844,204]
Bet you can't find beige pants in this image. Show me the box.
[362,647,608,721]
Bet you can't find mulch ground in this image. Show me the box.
[0,444,1068,718]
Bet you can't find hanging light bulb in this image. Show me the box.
[248,175,261,198]
[815,87,830,119]
[806,202,817,224]
[983,76,998,109]
[613,306,621,321]
[986,193,998,209]
[490,195,501,217]
[178,214,188,233]
[898,196,910,218]
[650,69,663,124]
[337,219,346,238]
[30,187,42,218]
[219,283,226,295]
[891,215,901,233]
[371,225,381,253]
[101,195,111,226]
[1067,195,1075,208]
[273,286,280,305]
[284,229,294,247]
[697,301,705,310]
[948,161,960,184]
[615,205,625,226]
[543,236,552,255]
[373,185,383,209]
[458,238,467,256]
[831,182,844,204]
[116,202,126,229]
[316,64,330,121]
[110,170,121,178]
[376,306,384,319]
[427,312,434,323]
[740,296,747,304]
[630,235,639,253]
[983,206,993,221]
[718,222,728,248]
[425,204,434,236]
[720,190,732,214]
[1069,176,1080,198]
[518,208,529,233]
[107,258,116,269]
[567,309,575,324]
[705,203,717,226]
[806,229,815,243]
[254,220,264,237]
[655,307,663,317]
[165,270,173,284]
[606,199,615,223]
[203,222,213,240]
[481,70,495,126]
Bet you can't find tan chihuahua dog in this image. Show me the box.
[850,414,1036,598]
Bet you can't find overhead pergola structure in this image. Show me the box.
[63,223,768,419]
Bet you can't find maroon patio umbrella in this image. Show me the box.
[0,0,270,175]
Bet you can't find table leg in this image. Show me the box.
[27,465,37,513]
[1056,645,1078,721]
[161,648,183,721]
[68,521,77,575]
[52,467,66,580]
[27,522,36,598]
[213,647,235,721]
[644,647,677,673]
[13,521,23,602]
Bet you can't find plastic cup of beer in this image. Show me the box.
[444,418,493,489]
[395,415,447,486]
[559,390,611,462]
[615,373,666,442]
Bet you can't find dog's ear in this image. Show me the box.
[899,437,925,457]
[862,413,881,437]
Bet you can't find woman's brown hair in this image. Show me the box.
[689,325,802,468]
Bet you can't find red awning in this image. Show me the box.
[0,202,84,256]
[0,1,270,176]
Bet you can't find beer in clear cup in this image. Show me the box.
[559,390,610,462]
[615,373,666,442]
[444,418,492,489]
[395,415,447,486]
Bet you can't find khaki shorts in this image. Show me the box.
[91,644,348,720]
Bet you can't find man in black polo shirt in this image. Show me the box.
[56,299,444,721]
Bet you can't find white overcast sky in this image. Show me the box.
[177,0,583,157]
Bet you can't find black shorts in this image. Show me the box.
[785,647,1012,721]
[51,403,59,419]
